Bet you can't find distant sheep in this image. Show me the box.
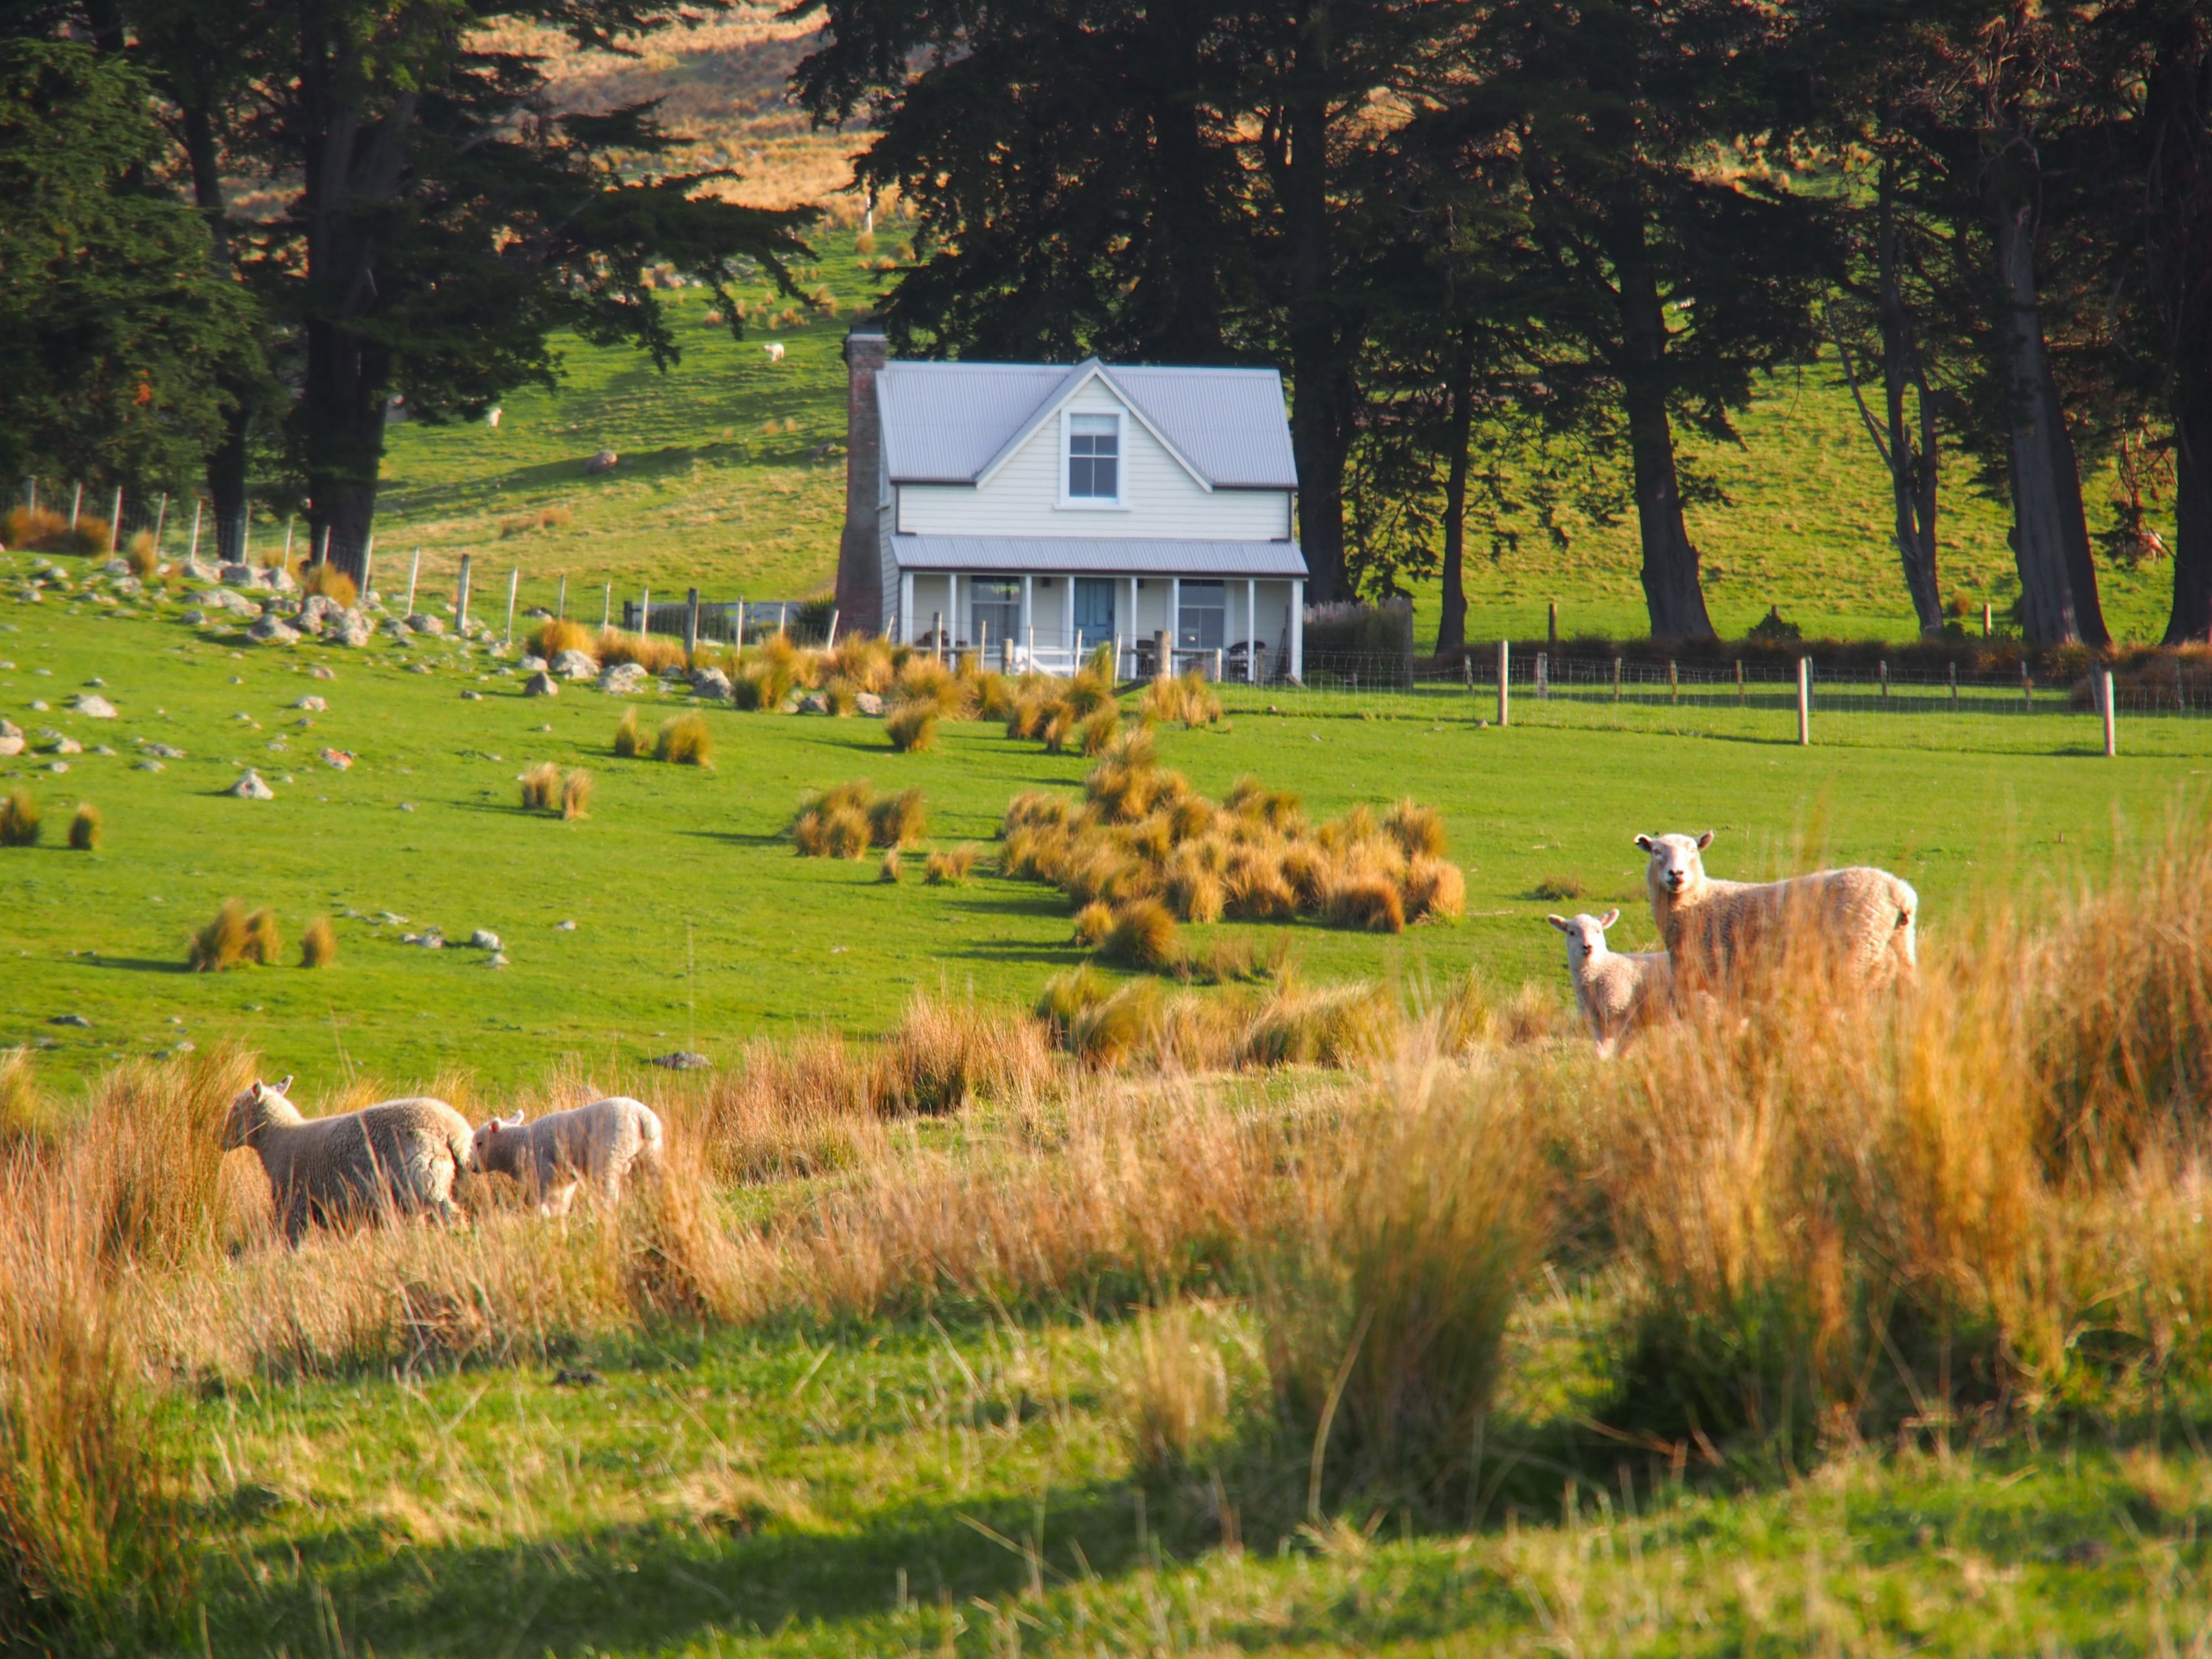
[221,1077,474,1246]
[762,342,785,363]
[471,1095,664,1217]
[1548,909,1674,1056]
[1638,830,1917,989]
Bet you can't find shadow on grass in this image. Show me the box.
[86,956,194,974]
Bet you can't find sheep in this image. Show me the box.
[471,1095,664,1217]
[220,1077,474,1246]
[761,341,786,363]
[1548,909,1674,1055]
[1638,830,1918,989]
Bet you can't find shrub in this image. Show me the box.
[0,793,42,848]
[520,762,561,811]
[1383,798,1447,860]
[1072,900,1115,947]
[885,703,937,753]
[924,845,980,885]
[1164,853,1225,924]
[122,532,160,579]
[868,788,928,849]
[1404,856,1465,922]
[187,901,249,972]
[612,708,643,758]
[300,564,357,607]
[1,505,75,553]
[1100,899,1180,973]
[66,805,100,852]
[300,917,338,968]
[499,507,572,538]
[1328,874,1406,934]
[1225,775,1303,831]
[654,713,714,766]
[877,849,902,883]
[561,769,593,821]
[1041,706,1076,753]
[528,617,595,659]
[1225,855,1299,922]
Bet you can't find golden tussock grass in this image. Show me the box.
[66,803,100,852]
[653,712,715,766]
[597,629,689,674]
[1,506,108,556]
[499,506,573,538]
[612,707,643,758]
[528,617,596,659]
[300,563,357,607]
[520,761,562,811]
[122,531,161,579]
[877,848,902,883]
[298,917,338,969]
[187,901,281,971]
[0,790,42,848]
[561,768,593,820]
[885,702,937,752]
[793,779,923,857]
[924,844,980,885]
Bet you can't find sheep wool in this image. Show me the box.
[1639,830,1917,988]
[472,1095,664,1217]
[221,1077,475,1246]
[1548,909,1674,1055]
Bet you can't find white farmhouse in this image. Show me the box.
[834,323,1305,680]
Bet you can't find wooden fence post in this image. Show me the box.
[1982,603,1992,638]
[187,498,202,563]
[360,544,374,606]
[602,582,612,630]
[152,494,168,546]
[1879,660,1890,700]
[1735,659,1745,705]
[108,487,122,553]
[504,567,519,644]
[405,549,420,617]
[639,586,650,637]
[1496,639,1510,727]
[684,588,700,660]
[1535,650,1549,700]
[455,554,472,628]
[1797,657,1811,745]
[1949,661,1958,704]
[555,574,566,619]
[2102,668,2117,757]
[1154,628,1171,681]
[1613,656,1623,702]
[1668,660,1679,705]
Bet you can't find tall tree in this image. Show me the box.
[1450,0,1828,640]
[793,0,1446,603]
[0,39,255,491]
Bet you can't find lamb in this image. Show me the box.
[1637,830,1918,989]
[761,341,786,363]
[1548,909,1674,1055]
[220,1077,474,1246]
[471,1095,664,1217]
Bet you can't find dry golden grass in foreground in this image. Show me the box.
[8,821,2212,1639]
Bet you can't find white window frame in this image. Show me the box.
[1057,408,1127,510]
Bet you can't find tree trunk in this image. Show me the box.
[1989,190,2109,645]
[1281,8,1352,604]
[2167,410,2212,643]
[301,319,390,580]
[1608,206,1715,640]
[179,97,251,560]
[1875,165,1944,636]
[1434,348,1473,659]
[1142,14,1225,361]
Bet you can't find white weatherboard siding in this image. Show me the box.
[896,382,1289,542]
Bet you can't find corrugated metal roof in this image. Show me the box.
[875,360,1297,489]
[892,534,1308,578]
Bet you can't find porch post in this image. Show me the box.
[900,569,915,645]
[1127,575,1138,677]
[1062,577,1076,670]
[1290,578,1305,682]
[1168,577,1181,676]
[1020,573,1032,665]
[1246,578,1258,682]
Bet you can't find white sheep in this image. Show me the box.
[220,1077,475,1246]
[471,1096,664,1217]
[1638,830,1918,989]
[761,341,785,363]
[1548,909,1674,1055]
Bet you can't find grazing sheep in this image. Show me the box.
[1548,909,1674,1056]
[761,342,786,363]
[471,1096,664,1217]
[1638,830,1918,989]
[220,1077,474,1246]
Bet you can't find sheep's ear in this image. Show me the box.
[1634,834,1655,852]
[1695,830,1714,849]
[505,1110,526,1126]
[275,1074,293,1097]
[1599,907,1620,930]
[249,1081,265,1103]
[1546,914,1569,931]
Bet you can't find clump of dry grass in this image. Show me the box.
[0,791,41,848]
[66,804,100,852]
[561,768,593,820]
[499,507,572,538]
[878,848,902,883]
[924,844,980,885]
[868,787,927,848]
[885,702,937,753]
[528,617,596,659]
[189,901,282,971]
[299,916,338,968]
[520,761,562,810]
[1100,898,1181,973]
[597,629,689,674]
[1,506,107,555]
[1143,667,1223,728]
[792,780,876,859]
[612,707,643,758]
[300,563,357,607]
[1383,798,1447,860]
[654,712,714,766]
[732,634,806,711]
[122,531,160,579]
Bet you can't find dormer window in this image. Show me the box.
[1065,412,1121,504]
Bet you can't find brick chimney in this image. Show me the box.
[836,321,889,633]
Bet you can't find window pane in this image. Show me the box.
[1177,582,1225,651]
[971,577,1020,645]
[1068,414,1119,498]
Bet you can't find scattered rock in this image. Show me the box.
[145,743,185,759]
[219,562,255,586]
[485,952,509,969]
[295,695,327,712]
[310,665,335,681]
[29,700,48,712]
[650,1051,713,1071]
[408,664,434,676]
[404,613,446,637]
[401,928,445,948]
[520,654,549,672]
[690,666,734,701]
[228,769,275,799]
[181,609,208,625]
[373,912,407,926]
[0,720,21,759]
[46,760,68,774]
[551,1366,603,1387]
[854,691,886,717]
[583,449,619,475]
[523,671,559,698]
[460,689,482,700]
[797,692,830,714]
[467,930,502,951]
[246,614,300,645]
[398,801,415,811]
[44,736,81,756]
[84,677,106,688]
[556,919,577,931]
[70,693,116,718]
[181,557,222,583]
[91,744,116,757]
[319,749,354,770]
[597,662,649,695]
[325,610,372,648]
[50,1014,91,1027]
[551,649,600,680]
[134,760,164,772]
[298,594,343,628]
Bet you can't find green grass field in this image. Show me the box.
[3,560,2208,1094]
[359,220,2186,648]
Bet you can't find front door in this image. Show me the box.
[1072,577,1117,647]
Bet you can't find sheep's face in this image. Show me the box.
[1636,832,1713,900]
[1547,909,1620,965]
[472,1111,526,1173]
[221,1077,295,1149]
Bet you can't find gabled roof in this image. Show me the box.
[874,359,1298,491]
